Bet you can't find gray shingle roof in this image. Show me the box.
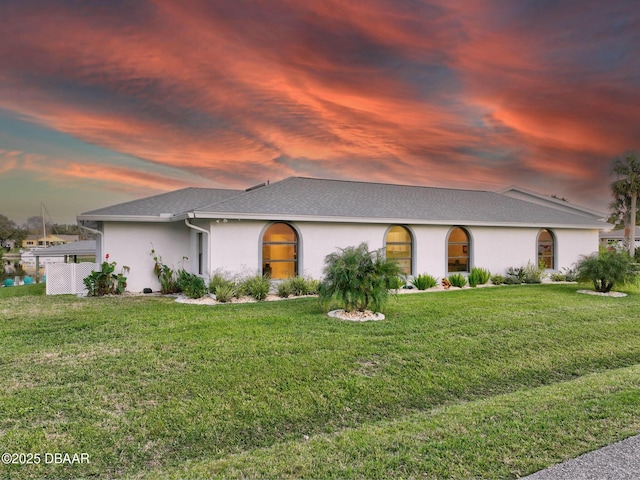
[32,240,96,256]
[79,177,607,228]
[599,227,640,240]
[194,177,605,227]
[80,187,242,217]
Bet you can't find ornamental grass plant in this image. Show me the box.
[468,267,491,287]
[447,272,467,288]
[411,273,438,290]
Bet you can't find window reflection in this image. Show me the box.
[448,227,469,272]
[538,229,554,269]
[386,226,412,275]
[262,223,298,279]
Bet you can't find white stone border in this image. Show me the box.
[577,289,627,298]
[327,310,385,322]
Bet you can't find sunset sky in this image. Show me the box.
[1,0,638,224]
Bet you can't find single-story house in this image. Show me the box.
[77,177,608,292]
[22,234,80,249]
[599,226,640,250]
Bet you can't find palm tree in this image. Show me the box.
[610,151,640,255]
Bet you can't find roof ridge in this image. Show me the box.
[288,176,493,194]
[194,177,300,211]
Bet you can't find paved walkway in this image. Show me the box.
[523,434,640,479]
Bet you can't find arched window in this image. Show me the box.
[262,223,298,279]
[538,229,555,269]
[385,226,412,275]
[447,227,470,273]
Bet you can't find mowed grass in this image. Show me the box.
[1,283,640,478]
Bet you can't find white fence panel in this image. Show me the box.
[46,263,99,295]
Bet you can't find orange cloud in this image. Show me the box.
[0,151,20,175]
[0,0,637,214]
[12,153,198,196]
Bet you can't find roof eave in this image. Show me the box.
[77,213,190,223]
[192,211,607,229]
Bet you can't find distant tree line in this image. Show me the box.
[0,214,93,249]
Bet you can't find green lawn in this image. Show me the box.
[1,283,640,478]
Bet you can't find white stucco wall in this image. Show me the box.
[207,220,388,279]
[208,220,263,278]
[555,228,600,269]
[205,221,601,281]
[470,227,540,274]
[296,222,388,278]
[459,226,599,275]
[102,222,191,292]
[102,219,601,292]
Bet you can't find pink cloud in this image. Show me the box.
[0,0,637,213]
[0,151,20,175]
[21,157,197,194]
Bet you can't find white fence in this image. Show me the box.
[46,263,98,295]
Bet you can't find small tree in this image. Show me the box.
[576,248,637,293]
[318,243,402,313]
[0,214,19,245]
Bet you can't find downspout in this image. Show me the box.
[79,223,104,262]
[185,215,210,276]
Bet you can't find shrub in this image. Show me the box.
[214,283,236,302]
[506,266,526,284]
[178,271,207,299]
[504,275,522,285]
[290,276,311,296]
[412,273,437,290]
[83,255,129,296]
[278,276,319,297]
[210,273,236,294]
[468,267,491,287]
[277,280,293,298]
[562,266,578,282]
[175,269,192,293]
[490,274,505,285]
[318,242,403,313]
[150,249,182,294]
[448,273,467,288]
[551,267,578,282]
[239,275,271,300]
[387,275,406,290]
[576,248,638,293]
[523,261,545,284]
[304,278,320,295]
